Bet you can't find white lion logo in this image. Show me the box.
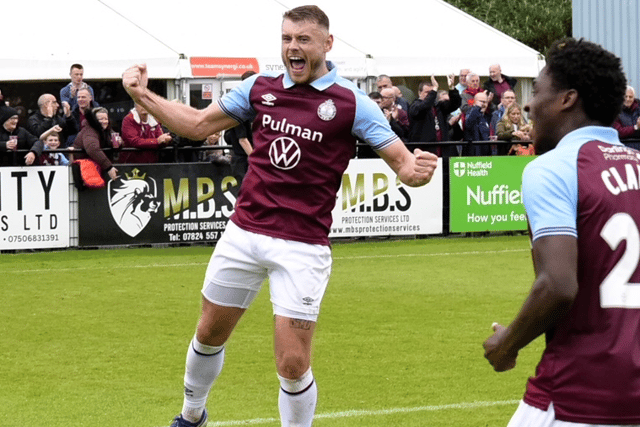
[108,174,160,237]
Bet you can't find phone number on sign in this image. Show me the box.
[5,234,60,243]
[182,232,220,241]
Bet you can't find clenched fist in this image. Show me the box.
[122,64,149,101]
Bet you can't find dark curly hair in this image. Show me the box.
[545,38,626,126]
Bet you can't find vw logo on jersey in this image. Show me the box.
[453,161,466,177]
[317,99,336,121]
[269,137,301,170]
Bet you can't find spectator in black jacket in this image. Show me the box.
[483,64,517,107]
[0,105,43,166]
[27,94,77,143]
[463,91,492,156]
[408,74,461,157]
[66,88,97,147]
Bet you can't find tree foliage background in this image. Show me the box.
[443,0,572,56]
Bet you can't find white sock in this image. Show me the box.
[278,368,317,427]
[181,336,225,423]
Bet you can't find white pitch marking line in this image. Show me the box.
[333,248,528,260]
[9,248,529,273]
[193,399,521,427]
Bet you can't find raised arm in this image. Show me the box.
[122,64,239,140]
[377,139,438,187]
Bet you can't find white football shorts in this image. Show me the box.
[507,400,640,427]
[202,221,332,322]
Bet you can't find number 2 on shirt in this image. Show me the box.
[600,212,640,308]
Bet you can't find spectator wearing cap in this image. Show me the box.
[0,105,43,166]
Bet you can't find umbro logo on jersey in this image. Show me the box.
[262,93,277,106]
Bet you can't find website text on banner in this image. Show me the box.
[330,158,443,238]
[0,166,70,250]
[449,156,536,232]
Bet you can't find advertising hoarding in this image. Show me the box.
[449,156,536,232]
[330,158,443,238]
[78,164,238,247]
[0,166,70,250]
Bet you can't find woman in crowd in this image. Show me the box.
[72,107,118,180]
[496,103,534,155]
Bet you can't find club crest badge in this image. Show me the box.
[108,168,161,237]
[317,99,336,121]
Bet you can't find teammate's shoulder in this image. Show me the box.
[523,154,549,177]
[523,144,570,178]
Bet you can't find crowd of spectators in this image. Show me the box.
[370,66,527,157]
[2,62,640,170]
[369,65,640,157]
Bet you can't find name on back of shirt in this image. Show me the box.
[597,145,640,195]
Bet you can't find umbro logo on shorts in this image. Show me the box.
[302,297,314,306]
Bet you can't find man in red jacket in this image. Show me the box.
[119,103,172,163]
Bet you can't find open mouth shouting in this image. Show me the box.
[289,56,306,74]
[285,53,313,84]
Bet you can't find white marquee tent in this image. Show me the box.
[2,0,544,82]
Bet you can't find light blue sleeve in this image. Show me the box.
[216,74,259,123]
[337,82,398,150]
[522,153,578,241]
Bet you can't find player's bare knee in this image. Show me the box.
[195,318,231,346]
[276,352,308,379]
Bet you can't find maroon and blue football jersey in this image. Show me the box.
[218,65,398,245]
[522,126,640,424]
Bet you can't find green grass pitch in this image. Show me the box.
[1,235,543,426]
